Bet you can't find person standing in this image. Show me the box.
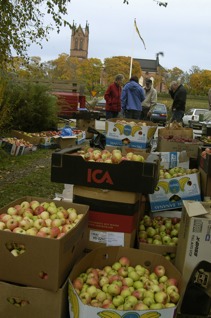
[121,76,145,120]
[104,74,124,120]
[169,80,187,123]
[141,78,157,120]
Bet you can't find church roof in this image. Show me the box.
[134,58,161,72]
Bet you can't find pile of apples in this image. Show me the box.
[115,119,148,126]
[77,147,145,164]
[70,256,180,310]
[160,136,200,144]
[159,167,198,179]
[2,137,33,148]
[201,147,211,159]
[0,200,84,242]
[139,215,181,247]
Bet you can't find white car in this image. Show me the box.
[182,108,209,127]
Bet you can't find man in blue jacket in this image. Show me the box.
[121,76,145,119]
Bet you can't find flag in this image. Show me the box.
[134,19,146,50]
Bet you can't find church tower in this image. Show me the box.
[70,21,89,59]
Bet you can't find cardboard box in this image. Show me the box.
[198,146,211,175]
[73,185,140,204]
[85,228,137,250]
[149,172,201,212]
[0,139,37,156]
[11,130,41,145]
[199,167,211,198]
[157,138,203,159]
[138,212,182,259]
[73,186,140,215]
[152,151,189,169]
[68,246,182,318]
[51,147,160,193]
[53,131,86,149]
[0,279,69,318]
[0,197,89,291]
[73,186,141,250]
[158,127,193,139]
[174,200,211,289]
[76,119,95,138]
[105,118,157,149]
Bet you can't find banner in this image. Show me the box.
[134,18,146,50]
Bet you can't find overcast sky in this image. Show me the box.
[28,0,211,73]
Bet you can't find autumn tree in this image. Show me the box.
[0,0,72,68]
[104,56,142,85]
[189,70,211,95]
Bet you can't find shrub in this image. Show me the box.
[0,79,58,132]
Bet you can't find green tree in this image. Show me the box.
[0,0,71,68]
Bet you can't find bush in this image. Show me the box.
[0,79,59,132]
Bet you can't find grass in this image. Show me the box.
[0,148,64,209]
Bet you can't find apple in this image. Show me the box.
[128,270,140,282]
[154,291,168,304]
[112,262,121,271]
[19,218,32,230]
[73,277,84,290]
[118,256,130,267]
[34,219,46,230]
[26,227,38,236]
[13,227,26,234]
[86,285,98,298]
[39,211,50,220]
[7,207,18,216]
[112,295,124,307]
[67,208,78,222]
[6,219,19,231]
[30,201,40,211]
[50,226,61,238]
[51,218,62,227]
[40,202,50,210]
[134,302,149,310]
[20,201,30,210]
[154,265,166,277]
[107,283,121,296]
[0,221,6,230]
[34,205,45,215]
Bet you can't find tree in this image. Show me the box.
[104,56,142,84]
[0,0,71,68]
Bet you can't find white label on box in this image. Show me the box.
[89,230,107,244]
[89,230,124,246]
[106,232,124,246]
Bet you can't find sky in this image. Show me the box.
[27,0,211,73]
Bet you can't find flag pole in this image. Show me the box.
[129,19,135,79]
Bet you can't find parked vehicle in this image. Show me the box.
[182,108,209,127]
[150,103,168,126]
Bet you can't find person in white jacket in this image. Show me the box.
[141,78,157,120]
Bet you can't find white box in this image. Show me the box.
[149,172,201,212]
[105,118,157,149]
[175,200,211,289]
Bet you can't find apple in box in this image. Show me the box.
[68,246,182,318]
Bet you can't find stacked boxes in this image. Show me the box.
[0,196,89,318]
[73,186,142,250]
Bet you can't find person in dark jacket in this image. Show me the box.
[169,81,187,122]
[104,74,124,120]
[121,76,145,120]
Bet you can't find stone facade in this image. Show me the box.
[70,22,89,59]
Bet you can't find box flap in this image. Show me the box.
[183,200,208,217]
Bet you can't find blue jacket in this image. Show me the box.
[121,80,145,111]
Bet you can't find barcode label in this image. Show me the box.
[193,219,203,233]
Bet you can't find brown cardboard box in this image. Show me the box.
[199,167,211,197]
[68,246,182,318]
[0,196,89,291]
[76,119,95,138]
[0,279,69,318]
[174,200,211,289]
